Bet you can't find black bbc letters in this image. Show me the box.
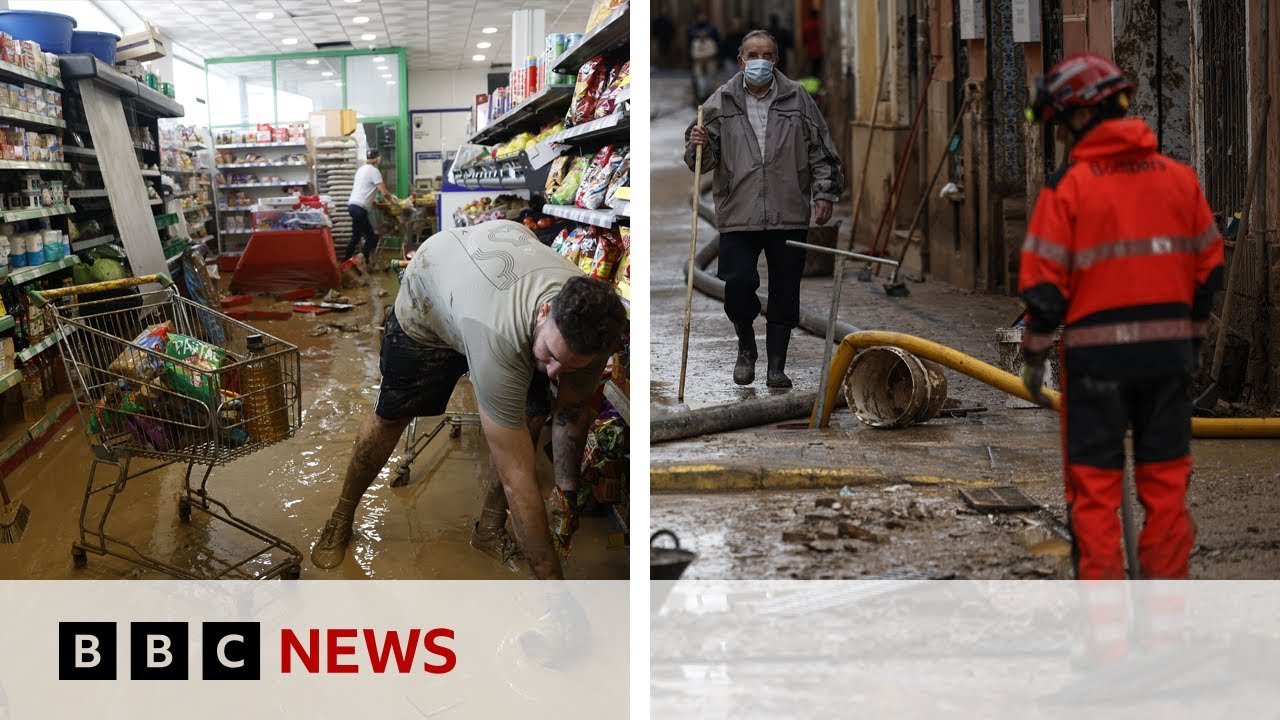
[130,622,189,680]
[58,622,117,680]
[202,622,261,680]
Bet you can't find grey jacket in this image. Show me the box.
[684,72,844,232]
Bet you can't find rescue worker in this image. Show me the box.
[1019,53,1224,580]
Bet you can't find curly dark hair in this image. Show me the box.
[551,276,627,355]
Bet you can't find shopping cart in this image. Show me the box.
[32,274,304,579]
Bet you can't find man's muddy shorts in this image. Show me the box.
[375,310,551,421]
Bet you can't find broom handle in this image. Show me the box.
[888,95,973,283]
[0,477,12,507]
[678,107,705,402]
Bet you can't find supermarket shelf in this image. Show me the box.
[0,59,61,88]
[552,5,630,74]
[16,325,73,364]
[469,84,573,146]
[67,189,108,199]
[214,141,308,149]
[220,229,252,235]
[135,142,158,152]
[0,315,11,333]
[140,169,161,177]
[5,255,78,285]
[547,110,629,147]
[541,203,618,229]
[216,162,308,169]
[1,204,75,223]
[217,207,254,212]
[219,182,302,189]
[161,166,202,174]
[70,233,116,252]
[0,105,65,130]
[59,54,183,117]
[182,203,211,213]
[63,145,97,158]
[0,160,70,171]
[0,368,20,396]
[603,379,629,425]
[0,391,74,467]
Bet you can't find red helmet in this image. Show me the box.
[1027,52,1134,123]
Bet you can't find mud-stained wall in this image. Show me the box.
[1113,0,1192,163]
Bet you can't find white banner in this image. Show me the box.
[652,580,1280,719]
[0,580,627,718]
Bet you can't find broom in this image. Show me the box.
[0,477,29,544]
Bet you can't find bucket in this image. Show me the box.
[995,326,1060,408]
[650,530,696,580]
[0,10,77,54]
[842,345,949,428]
[70,30,120,65]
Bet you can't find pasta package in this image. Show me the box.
[549,155,591,205]
[163,334,227,407]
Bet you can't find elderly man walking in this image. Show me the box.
[685,29,844,388]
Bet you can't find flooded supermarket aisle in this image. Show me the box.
[0,273,626,580]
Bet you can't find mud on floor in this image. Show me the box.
[653,484,1074,580]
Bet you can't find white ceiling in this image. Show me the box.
[105,0,597,71]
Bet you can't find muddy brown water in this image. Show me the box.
[0,273,626,579]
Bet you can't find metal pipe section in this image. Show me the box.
[811,331,1280,439]
[652,390,828,444]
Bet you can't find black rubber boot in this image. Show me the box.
[733,322,757,385]
[766,323,793,388]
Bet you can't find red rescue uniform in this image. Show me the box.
[1018,117,1224,579]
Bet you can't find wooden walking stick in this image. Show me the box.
[678,106,705,403]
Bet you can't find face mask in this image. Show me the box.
[743,59,774,85]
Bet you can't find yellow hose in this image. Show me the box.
[810,331,1280,438]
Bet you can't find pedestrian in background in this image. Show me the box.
[344,149,390,262]
[1020,53,1224,580]
[685,30,844,389]
[722,17,747,76]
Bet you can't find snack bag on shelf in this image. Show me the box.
[561,226,591,265]
[580,412,627,504]
[549,155,591,205]
[544,155,572,197]
[576,231,599,275]
[589,229,624,282]
[605,149,630,208]
[593,61,630,119]
[617,226,631,284]
[575,145,619,210]
[566,55,608,126]
[584,0,617,33]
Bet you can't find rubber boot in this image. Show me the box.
[766,323,793,389]
[733,322,757,385]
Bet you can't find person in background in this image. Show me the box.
[690,28,720,103]
[344,149,390,262]
[652,12,676,69]
[766,14,793,75]
[685,30,844,389]
[802,8,824,79]
[688,8,720,51]
[1020,53,1223,580]
[722,17,748,76]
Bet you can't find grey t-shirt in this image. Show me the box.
[393,220,608,428]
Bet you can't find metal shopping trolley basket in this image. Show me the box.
[32,274,304,579]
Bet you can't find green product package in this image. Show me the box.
[549,156,591,205]
[163,333,227,407]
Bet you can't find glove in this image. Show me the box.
[545,487,582,558]
[1021,352,1049,407]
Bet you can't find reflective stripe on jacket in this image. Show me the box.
[1018,118,1225,377]
[684,71,844,232]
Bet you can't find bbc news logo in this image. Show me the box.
[58,622,456,681]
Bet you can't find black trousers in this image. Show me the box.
[344,203,379,261]
[717,229,807,328]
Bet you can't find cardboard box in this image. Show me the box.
[309,109,356,138]
[116,23,168,63]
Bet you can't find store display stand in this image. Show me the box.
[313,136,357,249]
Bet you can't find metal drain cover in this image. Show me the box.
[959,485,1042,512]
